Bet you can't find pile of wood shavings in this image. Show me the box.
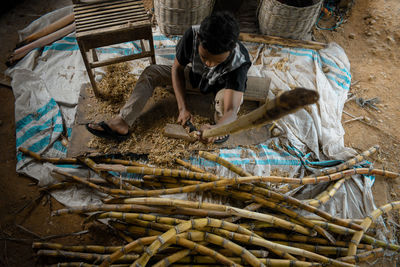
[86,63,137,121]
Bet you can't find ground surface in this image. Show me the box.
[0,0,399,266]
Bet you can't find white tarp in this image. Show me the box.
[6,6,380,224]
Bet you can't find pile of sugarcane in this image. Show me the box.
[19,145,400,266]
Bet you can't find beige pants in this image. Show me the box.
[120,64,243,126]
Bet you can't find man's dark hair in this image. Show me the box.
[198,12,240,55]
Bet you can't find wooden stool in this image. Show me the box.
[73,0,156,97]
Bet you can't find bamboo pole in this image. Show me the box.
[107,198,315,236]
[202,88,319,138]
[239,32,328,50]
[315,145,379,176]
[348,201,400,256]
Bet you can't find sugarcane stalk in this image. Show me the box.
[153,249,192,267]
[18,147,78,164]
[177,256,320,266]
[175,158,208,174]
[52,203,230,218]
[337,248,384,264]
[348,201,400,256]
[33,242,122,254]
[306,179,346,207]
[107,198,315,236]
[315,145,379,176]
[36,249,138,263]
[234,184,363,231]
[85,212,185,226]
[199,151,252,177]
[212,188,333,243]
[258,233,373,250]
[47,264,130,267]
[274,241,352,256]
[206,227,354,267]
[217,249,269,258]
[311,220,400,251]
[202,88,319,138]
[110,221,163,237]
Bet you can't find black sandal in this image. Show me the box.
[214,134,230,144]
[85,121,129,142]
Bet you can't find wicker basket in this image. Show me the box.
[154,0,215,36]
[258,0,322,40]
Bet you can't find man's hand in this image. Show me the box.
[198,124,216,143]
[177,109,192,126]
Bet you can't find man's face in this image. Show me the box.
[198,43,230,68]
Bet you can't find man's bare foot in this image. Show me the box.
[87,115,129,135]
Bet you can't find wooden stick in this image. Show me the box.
[239,32,327,50]
[202,88,319,138]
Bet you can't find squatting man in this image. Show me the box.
[86,12,251,144]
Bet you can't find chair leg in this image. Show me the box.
[77,40,100,97]
[148,34,156,65]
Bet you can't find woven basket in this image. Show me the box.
[154,0,215,36]
[258,0,322,40]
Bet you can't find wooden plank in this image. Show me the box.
[74,2,144,18]
[239,32,327,50]
[74,0,137,11]
[164,123,196,142]
[90,51,153,68]
[76,15,149,32]
[76,14,148,30]
[75,8,145,24]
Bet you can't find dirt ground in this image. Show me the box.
[0,0,400,266]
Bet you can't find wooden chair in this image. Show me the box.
[73,0,156,97]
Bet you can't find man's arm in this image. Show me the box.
[171,58,192,125]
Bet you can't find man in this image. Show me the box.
[86,12,251,143]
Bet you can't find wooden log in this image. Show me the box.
[202,88,319,138]
[164,123,196,142]
[239,32,327,50]
[16,13,75,48]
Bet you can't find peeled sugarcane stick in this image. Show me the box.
[348,201,400,256]
[107,198,315,236]
[234,184,363,231]
[7,23,76,66]
[311,220,400,252]
[337,248,384,264]
[36,249,139,263]
[258,232,373,250]
[202,227,354,267]
[306,179,346,207]
[315,145,379,176]
[16,13,75,48]
[202,88,319,138]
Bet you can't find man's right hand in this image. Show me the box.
[177,109,192,126]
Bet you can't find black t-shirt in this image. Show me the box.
[175,28,251,94]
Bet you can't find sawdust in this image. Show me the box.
[86,62,137,121]
[84,64,218,166]
[270,168,290,177]
[272,58,289,72]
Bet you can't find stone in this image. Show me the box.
[349,33,356,39]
